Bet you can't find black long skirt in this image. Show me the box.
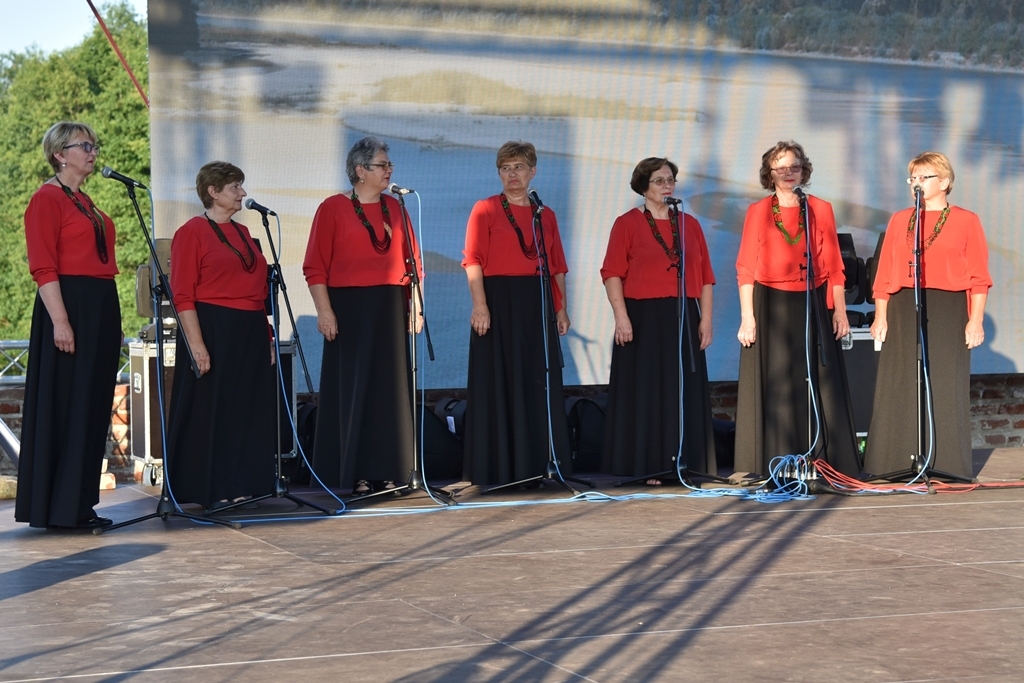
[463,275,572,485]
[313,285,415,488]
[863,288,973,479]
[15,276,121,528]
[734,283,859,477]
[602,297,717,478]
[165,303,276,507]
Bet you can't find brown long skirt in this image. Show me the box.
[863,288,973,479]
[734,283,859,477]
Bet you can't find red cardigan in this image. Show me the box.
[462,195,568,311]
[170,215,269,312]
[25,183,119,286]
[303,193,422,288]
[600,208,715,299]
[872,205,991,304]
[736,194,845,301]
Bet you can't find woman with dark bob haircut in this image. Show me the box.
[165,161,276,513]
[600,157,717,484]
[462,140,572,486]
[865,152,990,481]
[304,136,423,494]
[16,121,121,530]
[734,140,859,479]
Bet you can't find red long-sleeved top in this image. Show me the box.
[170,215,269,312]
[303,194,422,288]
[25,183,119,286]
[736,194,845,304]
[872,206,991,303]
[462,195,569,311]
[600,208,715,299]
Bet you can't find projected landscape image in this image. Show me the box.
[150,0,1023,389]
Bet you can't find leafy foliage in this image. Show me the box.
[0,1,149,340]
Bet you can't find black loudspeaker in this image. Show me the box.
[421,407,463,480]
[433,398,467,440]
[565,393,608,473]
[843,328,880,434]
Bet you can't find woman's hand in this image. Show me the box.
[317,309,338,341]
[409,311,424,335]
[613,313,633,346]
[965,319,985,349]
[870,299,888,344]
[698,316,713,350]
[192,341,211,376]
[832,309,851,340]
[556,309,570,336]
[52,320,76,354]
[471,303,490,336]
[737,315,756,347]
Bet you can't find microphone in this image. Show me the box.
[662,196,682,206]
[244,198,277,216]
[528,187,545,211]
[793,186,806,201]
[913,185,923,197]
[101,166,147,189]
[387,183,414,195]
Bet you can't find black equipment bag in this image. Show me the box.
[564,393,608,473]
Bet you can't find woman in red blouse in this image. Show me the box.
[16,121,121,530]
[166,161,275,512]
[865,152,991,480]
[600,157,717,484]
[462,140,572,485]
[734,140,859,478]
[303,136,422,494]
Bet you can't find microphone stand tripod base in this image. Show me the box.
[345,469,458,507]
[482,461,592,497]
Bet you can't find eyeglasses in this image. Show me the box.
[771,164,803,175]
[63,142,100,154]
[907,175,938,184]
[365,161,395,171]
[499,164,531,175]
[650,177,677,187]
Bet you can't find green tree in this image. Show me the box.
[0,1,149,341]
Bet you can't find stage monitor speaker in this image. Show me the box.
[135,238,173,319]
[129,340,176,464]
[130,340,297,465]
[842,328,879,435]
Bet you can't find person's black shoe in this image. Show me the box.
[80,516,113,529]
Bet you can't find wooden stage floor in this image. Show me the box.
[2,448,1024,682]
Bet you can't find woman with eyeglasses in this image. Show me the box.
[304,136,422,495]
[163,161,276,514]
[600,157,717,485]
[864,153,990,481]
[16,122,121,530]
[733,140,859,479]
[462,140,572,486]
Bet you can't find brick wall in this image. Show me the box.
[970,374,1024,448]
[0,383,132,476]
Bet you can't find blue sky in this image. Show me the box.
[1,0,148,56]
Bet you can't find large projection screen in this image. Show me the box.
[149,0,1022,391]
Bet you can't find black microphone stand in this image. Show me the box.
[346,193,455,506]
[211,210,339,516]
[616,200,730,488]
[873,189,971,485]
[484,192,592,495]
[100,184,240,533]
[799,189,830,465]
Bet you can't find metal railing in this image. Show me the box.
[0,339,134,385]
